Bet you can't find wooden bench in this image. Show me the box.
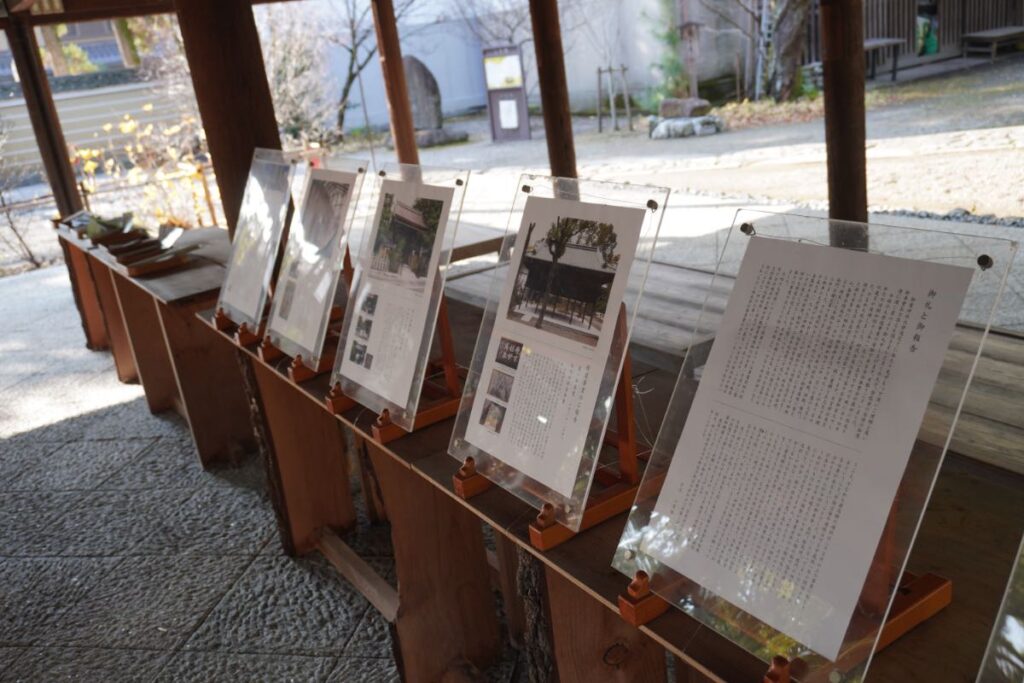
[962,26,1024,62]
[864,37,904,81]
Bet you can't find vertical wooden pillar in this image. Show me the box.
[529,0,577,178]
[545,567,666,682]
[371,0,419,165]
[820,0,869,248]
[173,0,281,236]
[3,12,82,217]
[367,444,501,681]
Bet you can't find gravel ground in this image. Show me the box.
[420,55,1024,219]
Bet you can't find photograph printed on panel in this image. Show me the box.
[459,194,647,498]
[506,214,621,347]
[335,178,455,410]
[486,369,514,403]
[369,192,445,294]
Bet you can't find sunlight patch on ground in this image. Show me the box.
[0,265,144,439]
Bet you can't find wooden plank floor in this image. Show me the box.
[447,264,1024,475]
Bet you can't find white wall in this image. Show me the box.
[322,17,487,132]
[264,0,752,132]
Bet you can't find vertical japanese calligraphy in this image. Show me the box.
[647,236,973,660]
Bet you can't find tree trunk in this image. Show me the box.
[113,19,141,68]
[337,72,356,132]
[535,259,559,328]
[771,0,813,101]
[40,25,69,77]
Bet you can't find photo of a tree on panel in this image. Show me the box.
[507,216,620,347]
[453,194,646,500]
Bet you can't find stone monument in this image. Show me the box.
[399,56,468,148]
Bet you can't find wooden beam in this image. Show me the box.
[3,11,83,217]
[173,0,281,236]
[371,0,418,165]
[820,0,869,247]
[529,0,577,179]
[0,0,295,26]
[317,529,400,623]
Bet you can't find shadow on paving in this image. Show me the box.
[0,394,524,682]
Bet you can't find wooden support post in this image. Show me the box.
[529,0,577,178]
[3,12,83,217]
[156,299,256,466]
[367,443,501,682]
[111,274,180,415]
[87,260,137,383]
[372,0,419,165]
[250,360,356,554]
[494,533,527,647]
[234,348,295,554]
[820,0,869,248]
[545,566,667,682]
[58,239,108,350]
[173,0,281,235]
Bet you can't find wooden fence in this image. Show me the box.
[804,0,1024,67]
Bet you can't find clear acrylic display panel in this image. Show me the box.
[216,148,299,329]
[612,209,1018,681]
[266,157,366,369]
[977,533,1024,682]
[331,163,468,431]
[448,174,669,530]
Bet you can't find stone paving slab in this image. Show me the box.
[0,439,62,485]
[343,608,394,660]
[183,554,370,658]
[0,646,169,682]
[79,399,190,441]
[38,554,252,650]
[0,649,27,679]
[326,656,401,683]
[132,485,276,557]
[0,490,86,557]
[32,488,196,557]
[155,651,337,682]
[0,557,122,647]
[6,438,154,492]
[98,437,208,491]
